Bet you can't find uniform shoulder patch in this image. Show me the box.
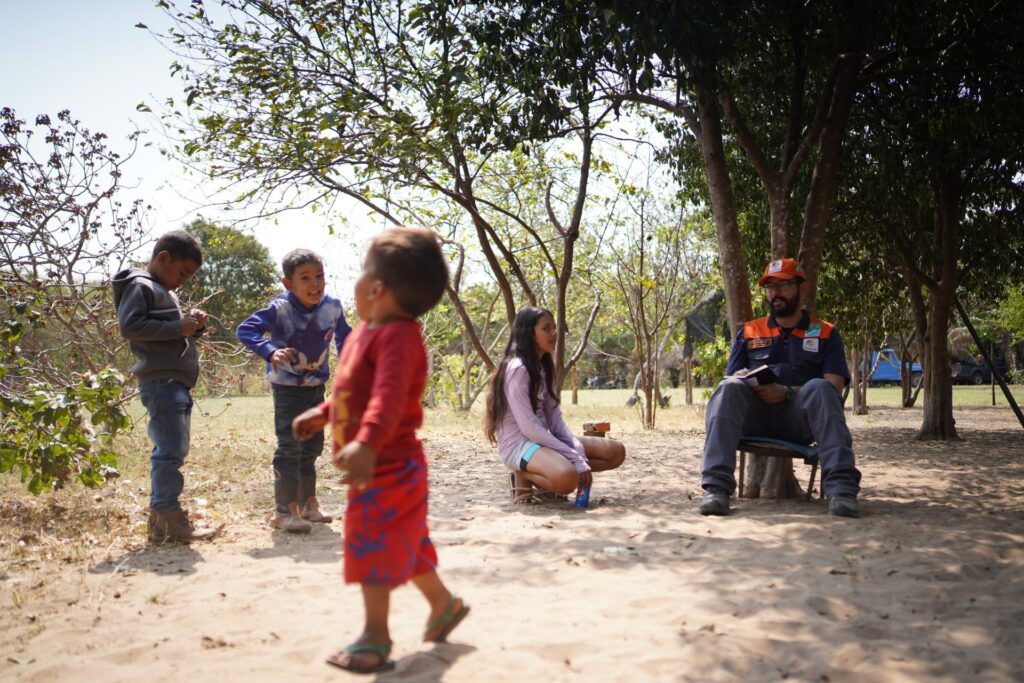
[806,317,835,338]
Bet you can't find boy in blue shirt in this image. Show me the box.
[237,249,352,533]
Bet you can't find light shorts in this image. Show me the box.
[519,443,542,471]
[499,437,543,472]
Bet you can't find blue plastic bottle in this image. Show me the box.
[575,485,591,508]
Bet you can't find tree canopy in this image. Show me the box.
[182,217,279,342]
[148,0,1024,449]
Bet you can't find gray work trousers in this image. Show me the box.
[700,377,861,498]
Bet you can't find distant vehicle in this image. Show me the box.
[866,348,923,387]
[950,356,1008,385]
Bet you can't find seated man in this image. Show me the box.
[699,258,861,518]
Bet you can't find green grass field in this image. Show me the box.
[858,383,1024,407]
[6,382,1021,518]
[126,383,1024,440]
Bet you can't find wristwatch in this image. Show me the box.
[784,385,796,401]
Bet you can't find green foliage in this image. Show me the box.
[156,1,502,210]
[154,1,619,387]
[422,285,505,411]
[182,218,279,341]
[431,353,489,411]
[1,106,148,383]
[695,336,730,389]
[996,286,1024,344]
[0,107,146,495]
[839,0,1024,430]
[1,304,128,494]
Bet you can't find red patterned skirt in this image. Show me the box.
[343,454,438,586]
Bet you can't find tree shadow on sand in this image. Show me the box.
[425,411,1024,683]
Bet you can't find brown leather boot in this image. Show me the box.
[269,511,313,534]
[300,497,334,523]
[149,509,222,543]
[269,502,313,533]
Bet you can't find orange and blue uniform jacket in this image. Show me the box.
[725,311,851,386]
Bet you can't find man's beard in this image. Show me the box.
[770,293,800,317]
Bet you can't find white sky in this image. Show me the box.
[1,0,375,296]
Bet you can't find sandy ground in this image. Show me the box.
[1,405,1023,683]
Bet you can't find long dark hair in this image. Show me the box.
[483,307,557,444]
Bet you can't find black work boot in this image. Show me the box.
[698,487,731,516]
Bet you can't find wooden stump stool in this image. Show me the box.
[738,436,821,501]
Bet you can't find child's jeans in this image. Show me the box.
[272,384,326,514]
[138,378,193,512]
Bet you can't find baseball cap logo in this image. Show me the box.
[757,257,804,286]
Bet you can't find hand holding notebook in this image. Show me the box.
[726,365,778,387]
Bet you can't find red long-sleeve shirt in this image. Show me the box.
[321,319,427,463]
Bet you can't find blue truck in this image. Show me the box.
[866,348,923,387]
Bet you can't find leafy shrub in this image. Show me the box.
[1,302,128,494]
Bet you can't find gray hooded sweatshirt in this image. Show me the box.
[112,268,200,387]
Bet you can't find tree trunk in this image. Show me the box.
[918,171,961,440]
[644,370,655,428]
[684,358,693,405]
[768,190,791,258]
[920,298,958,439]
[703,56,860,496]
[898,257,929,365]
[700,48,859,493]
[797,53,861,315]
[851,346,867,415]
[860,331,871,412]
[899,343,919,408]
[552,133,591,393]
[694,85,752,337]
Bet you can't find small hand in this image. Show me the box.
[180,315,201,337]
[292,406,328,441]
[191,309,208,329]
[270,347,300,369]
[332,441,377,490]
[578,470,593,489]
[752,382,788,405]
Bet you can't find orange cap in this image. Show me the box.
[757,258,805,286]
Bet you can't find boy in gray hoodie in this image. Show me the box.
[112,230,221,543]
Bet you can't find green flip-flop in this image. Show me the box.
[325,641,395,674]
[423,595,470,642]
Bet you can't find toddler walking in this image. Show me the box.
[293,227,469,673]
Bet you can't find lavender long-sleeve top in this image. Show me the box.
[496,358,590,473]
